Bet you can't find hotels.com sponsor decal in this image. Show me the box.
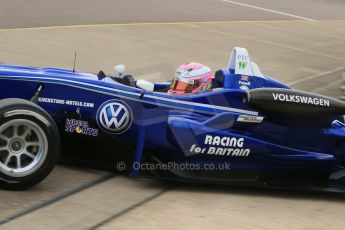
[38,97,94,108]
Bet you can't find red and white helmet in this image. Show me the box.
[169,62,212,95]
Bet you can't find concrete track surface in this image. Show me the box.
[1,0,345,229]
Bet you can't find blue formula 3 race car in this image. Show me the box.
[1,47,345,191]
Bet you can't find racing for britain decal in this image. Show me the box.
[188,135,250,157]
[96,99,133,134]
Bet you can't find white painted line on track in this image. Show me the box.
[0,20,305,31]
[288,67,345,86]
[310,78,343,93]
[221,0,318,22]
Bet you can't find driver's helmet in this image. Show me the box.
[168,62,212,95]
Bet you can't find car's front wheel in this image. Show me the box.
[0,99,60,190]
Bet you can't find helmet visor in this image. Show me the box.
[170,78,195,93]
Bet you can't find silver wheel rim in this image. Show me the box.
[0,119,48,177]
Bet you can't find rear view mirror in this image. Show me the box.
[114,64,125,77]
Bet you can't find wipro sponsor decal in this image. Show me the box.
[272,93,330,107]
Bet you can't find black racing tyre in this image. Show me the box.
[0,98,60,190]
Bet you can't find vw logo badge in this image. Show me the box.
[96,100,133,134]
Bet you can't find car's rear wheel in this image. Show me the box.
[0,99,60,190]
